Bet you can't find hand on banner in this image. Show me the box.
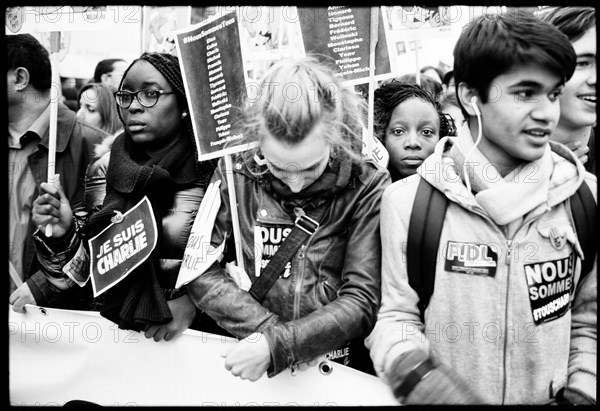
[32,175,74,238]
[143,294,196,342]
[221,332,271,381]
[176,180,225,289]
[9,283,35,313]
[296,357,320,372]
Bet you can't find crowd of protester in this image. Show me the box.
[8,7,596,405]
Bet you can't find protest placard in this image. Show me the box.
[88,197,157,297]
[142,6,191,54]
[176,180,225,289]
[175,9,253,161]
[297,7,391,85]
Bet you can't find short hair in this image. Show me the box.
[77,82,122,134]
[419,65,444,82]
[537,7,596,43]
[442,70,454,87]
[93,58,126,83]
[373,81,453,142]
[453,13,576,115]
[6,34,51,91]
[239,56,366,171]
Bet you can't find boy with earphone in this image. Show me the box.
[367,13,596,404]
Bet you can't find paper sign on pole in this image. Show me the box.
[176,180,225,289]
[362,126,389,169]
[142,6,191,54]
[88,196,158,297]
[175,9,254,161]
[297,6,392,86]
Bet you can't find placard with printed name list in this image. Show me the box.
[175,9,255,162]
[297,6,391,85]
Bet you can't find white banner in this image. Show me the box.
[9,305,397,406]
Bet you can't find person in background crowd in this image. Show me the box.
[439,92,464,130]
[76,82,122,135]
[442,69,455,97]
[186,57,390,381]
[61,77,88,112]
[93,58,128,92]
[419,65,444,84]
[374,81,451,182]
[367,13,595,404]
[539,7,596,175]
[8,34,106,306]
[395,73,443,102]
[25,53,218,346]
[76,82,124,215]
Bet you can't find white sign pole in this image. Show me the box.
[45,31,61,237]
[224,154,245,272]
[367,7,379,139]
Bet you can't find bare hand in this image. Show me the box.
[9,283,35,313]
[32,176,73,238]
[564,140,590,165]
[296,357,319,372]
[221,333,271,381]
[143,294,196,342]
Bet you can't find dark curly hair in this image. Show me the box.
[373,81,454,143]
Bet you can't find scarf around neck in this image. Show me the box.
[259,150,363,214]
[87,132,201,331]
[450,124,552,236]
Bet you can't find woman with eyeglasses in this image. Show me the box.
[30,52,217,341]
[374,81,454,182]
[184,57,390,381]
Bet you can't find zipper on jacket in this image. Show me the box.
[298,244,306,259]
[505,240,513,265]
[293,238,312,320]
[459,203,549,404]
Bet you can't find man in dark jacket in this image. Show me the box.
[8,34,106,310]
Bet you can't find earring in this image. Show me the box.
[181,111,188,118]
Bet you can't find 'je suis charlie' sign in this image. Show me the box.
[88,196,157,297]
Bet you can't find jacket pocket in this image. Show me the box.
[317,278,339,305]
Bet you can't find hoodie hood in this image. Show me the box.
[417,123,587,229]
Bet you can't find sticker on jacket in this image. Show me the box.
[525,254,574,325]
[444,241,498,277]
[254,225,293,279]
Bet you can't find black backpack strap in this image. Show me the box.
[570,181,597,279]
[249,205,328,303]
[407,178,449,323]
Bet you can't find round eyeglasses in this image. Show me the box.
[114,89,176,109]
